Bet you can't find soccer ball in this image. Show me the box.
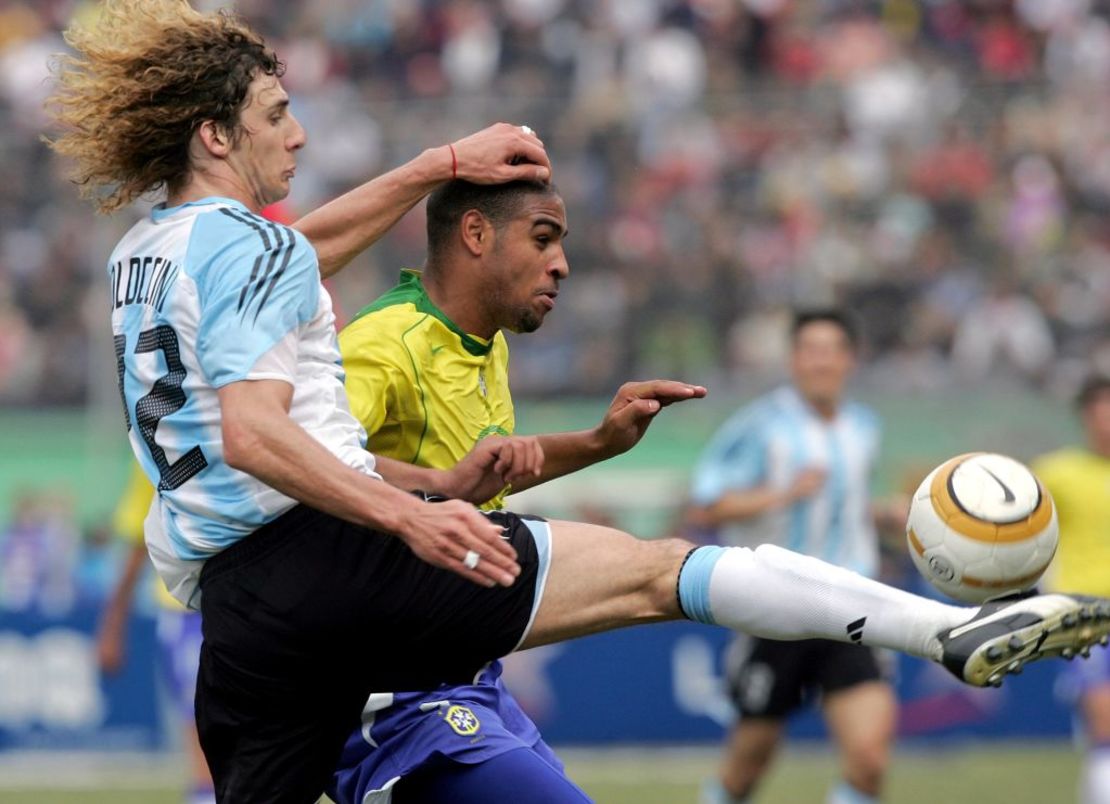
[906,452,1058,604]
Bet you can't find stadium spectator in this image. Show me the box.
[0,489,78,615]
[4,1,1110,402]
[950,271,1056,385]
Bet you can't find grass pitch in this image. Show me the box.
[0,743,1081,803]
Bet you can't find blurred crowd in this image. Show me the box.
[0,488,122,616]
[2,0,1110,404]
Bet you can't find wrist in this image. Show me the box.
[360,477,420,535]
[417,144,455,185]
[424,466,456,498]
[588,425,622,461]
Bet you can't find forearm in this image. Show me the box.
[225,412,425,534]
[101,541,148,630]
[374,455,451,495]
[688,487,789,528]
[294,147,450,278]
[509,429,612,493]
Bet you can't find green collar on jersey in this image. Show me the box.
[351,269,493,357]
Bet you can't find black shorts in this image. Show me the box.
[194,503,545,804]
[727,636,887,720]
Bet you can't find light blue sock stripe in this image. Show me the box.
[678,545,726,625]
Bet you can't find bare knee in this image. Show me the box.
[722,721,782,797]
[825,681,895,797]
[523,523,696,648]
[840,739,889,796]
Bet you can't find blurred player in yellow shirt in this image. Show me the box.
[1035,375,1110,804]
[97,461,213,804]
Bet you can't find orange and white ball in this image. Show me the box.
[906,453,1058,604]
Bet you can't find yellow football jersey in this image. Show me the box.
[340,270,515,510]
[112,461,184,610]
[1034,448,1110,597]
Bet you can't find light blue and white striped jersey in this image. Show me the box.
[690,386,881,578]
[108,197,377,606]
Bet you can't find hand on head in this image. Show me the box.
[450,123,551,185]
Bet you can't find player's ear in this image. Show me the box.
[196,120,233,158]
[460,210,489,257]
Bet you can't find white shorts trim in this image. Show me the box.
[511,518,552,651]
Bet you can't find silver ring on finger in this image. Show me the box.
[520,125,534,136]
[463,549,481,570]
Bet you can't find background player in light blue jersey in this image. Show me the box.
[47,3,1110,801]
[689,310,898,804]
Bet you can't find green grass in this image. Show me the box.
[562,744,1082,803]
[0,744,1082,803]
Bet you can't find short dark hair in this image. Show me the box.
[791,308,860,350]
[426,179,558,259]
[1076,374,1110,410]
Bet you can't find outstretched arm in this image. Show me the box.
[685,468,827,528]
[506,380,707,494]
[295,123,551,278]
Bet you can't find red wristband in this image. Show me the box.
[448,143,457,179]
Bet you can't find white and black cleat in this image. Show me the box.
[938,594,1110,687]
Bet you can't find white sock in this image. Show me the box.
[1082,746,1110,804]
[828,780,879,804]
[680,545,970,660]
[700,778,750,804]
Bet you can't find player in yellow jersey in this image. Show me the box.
[1035,375,1110,804]
[97,462,214,804]
[333,179,704,802]
[341,268,517,511]
[340,183,676,515]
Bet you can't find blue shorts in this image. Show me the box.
[328,665,578,804]
[394,746,591,804]
[155,608,203,720]
[324,515,556,804]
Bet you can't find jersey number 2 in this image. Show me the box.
[114,325,208,490]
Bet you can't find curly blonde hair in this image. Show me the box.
[46,0,282,213]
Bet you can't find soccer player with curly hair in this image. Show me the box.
[47,3,1110,801]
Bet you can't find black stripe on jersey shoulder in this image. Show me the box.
[238,252,266,314]
[252,238,297,324]
[217,206,276,251]
[243,224,286,318]
[215,207,299,321]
